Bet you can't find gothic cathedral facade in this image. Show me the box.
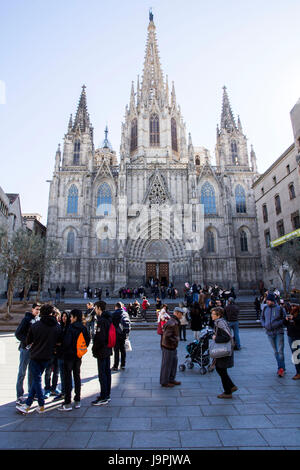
[45,14,262,293]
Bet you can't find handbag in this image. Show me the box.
[209,324,233,359]
[125,338,132,351]
[157,320,167,335]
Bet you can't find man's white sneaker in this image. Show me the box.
[74,401,81,409]
[16,404,30,414]
[58,404,72,411]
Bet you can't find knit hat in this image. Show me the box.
[266,293,276,302]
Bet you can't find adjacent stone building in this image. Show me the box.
[45,13,262,294]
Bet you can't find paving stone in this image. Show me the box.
[233,404,275,415]
[151,417,190,431]
[176,397,210,405]
[226,415,274,429]
[122,389,152,398]
[119,406,167,418]
[167,406,203,417]
[201,405,239,416]
[217,429,268,447]
[132,431,181,448]
[84,406,121,418]
[0,431,51,449]
[259,429,300,446]
[266,414,300,427]
[16,417,73,431]
[189,416,231,430]
[68,417,111,431]
[134,398,178,406]
[0,417,25,431]
[109,418,151,431]
[42,431,93,449]
[268,403,300,414]
[180,430,222,448]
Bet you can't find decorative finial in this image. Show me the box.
[149,7,153,22]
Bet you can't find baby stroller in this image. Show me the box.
[179,326,214,375]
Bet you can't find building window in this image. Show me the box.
[150,114,160,146]
[235,184,246,213]
[201,182,217,215]
[231,141,238,164]
[240,230,248,252]
[277,219,285,238]
[286,164,290,174]
[67,231,75,253]
[262,204,268,223]
[273,176,277,185]
[291,211,300,230]
[73,139,80,165]
[275,195,281,215]
[97,183,112,216]
[67,185,78,215]
[130,118,138,152]
[265,229,271,248]
[207,230,215,253]
[289,183,296,200]
[171,118,178,152]
[261,187,264,195]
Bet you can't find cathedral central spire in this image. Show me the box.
[221,86,236,132]
[140,12,165,107]
[73,84,90,132]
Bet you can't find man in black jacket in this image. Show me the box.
[224,298,241,350]
[111,302,131,371]
[58,309,90,411]
[15,303,41,405]
[16,304,61,414]
[91,301,113,406]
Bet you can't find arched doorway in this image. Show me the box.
[144,240,170,286]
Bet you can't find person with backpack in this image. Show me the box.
[261,293,286,377]
[15,304,62,414]
[58,309,90,411]
[15,303,41,405]
[111,302,131,371]
[91,300,115,405]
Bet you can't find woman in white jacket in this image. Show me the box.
[179,302,189,341]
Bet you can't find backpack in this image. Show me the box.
[77,331,88,358]
[107,322,116,348]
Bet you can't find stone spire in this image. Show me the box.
[171,81,176,108]
[237,115,243,133]
[221,86,236,132]
[250,144,258,173]
[68,114,73,132]
[140,12,165,107]
[73,85,90,132]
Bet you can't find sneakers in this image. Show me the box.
[36,406,45,414]
[231,386,238,393]
[121,366,126,370]
[217,393,232,399]
[53,393,64,402]
[16,397,26,405]
[74,401,81,409]
[50,389,61,397]
[43,390,51,399]
[91,397,109,406]
[58,404,72,411]
[277,368,285,377]
[16,404,30,414]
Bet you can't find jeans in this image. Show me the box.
[26,359,50,407]
[288,336,300,375]
[97,357,111,399]
[87,321,95,340]
[113,336,126,368]
[179,325,186,340]
[64,357,82,405]
[44,356,59,391]
[16,347,33,399]
[216,366,235,394]
[267,333,285,370]
[228,321,241,349]
[57,359,65,394]
[193,293,199,303]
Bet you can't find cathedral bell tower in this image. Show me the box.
[120,11,188,164]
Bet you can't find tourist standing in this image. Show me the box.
[15,303,41,405]
[178,302,189,341]
[84,302,96,340]
[190,302,203,340]
[91,300,113,405]
[261,293,286,377]
[111,302,131,371]
[160,307,183,387]
[224,298,241,350]
[211,307,237,399]
[283,304,300,380]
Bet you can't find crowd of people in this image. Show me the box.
[14,281,300,414]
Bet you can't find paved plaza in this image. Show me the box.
[0,327,300,450]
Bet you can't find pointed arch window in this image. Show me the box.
[73,139,80,165]
[67,185,78,215]
[207,230,215,253]
[150,114,160,146]
[130,118,138,152]
[235,184,246,213]
[97,183,112,216]
[195,157,200,166]
[240,230,248,252]
[171,117,178,152]
[231,141,238,164]
[67,231,75,253]
[201,182,217,215]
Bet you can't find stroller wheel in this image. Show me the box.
[179,364,186,372]
[187,362,194,369]
[199,367,207,375]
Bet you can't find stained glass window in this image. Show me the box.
[235,185,246,213]
[73,139,80,165]
[67,185,78,215]
[150,114,160,146]
[201,182,217,215]
[97,183,112,216]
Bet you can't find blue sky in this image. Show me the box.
[1,0,300,223]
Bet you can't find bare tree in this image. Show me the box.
[267,239,300,297]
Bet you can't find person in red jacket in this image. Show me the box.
[141,297,150,319]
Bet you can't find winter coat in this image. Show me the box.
[224,304,240,322]
[92,311,113,359]
[26,315,61,362]
[283,314,300,339]
[261,304,286,336]
[190,307,204,331]
[161,315,181,350]
[112,308,131,338]
[214,318,234,369]
[180,308,189,326]
[15,311,37,349]
[61,321,90,360]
